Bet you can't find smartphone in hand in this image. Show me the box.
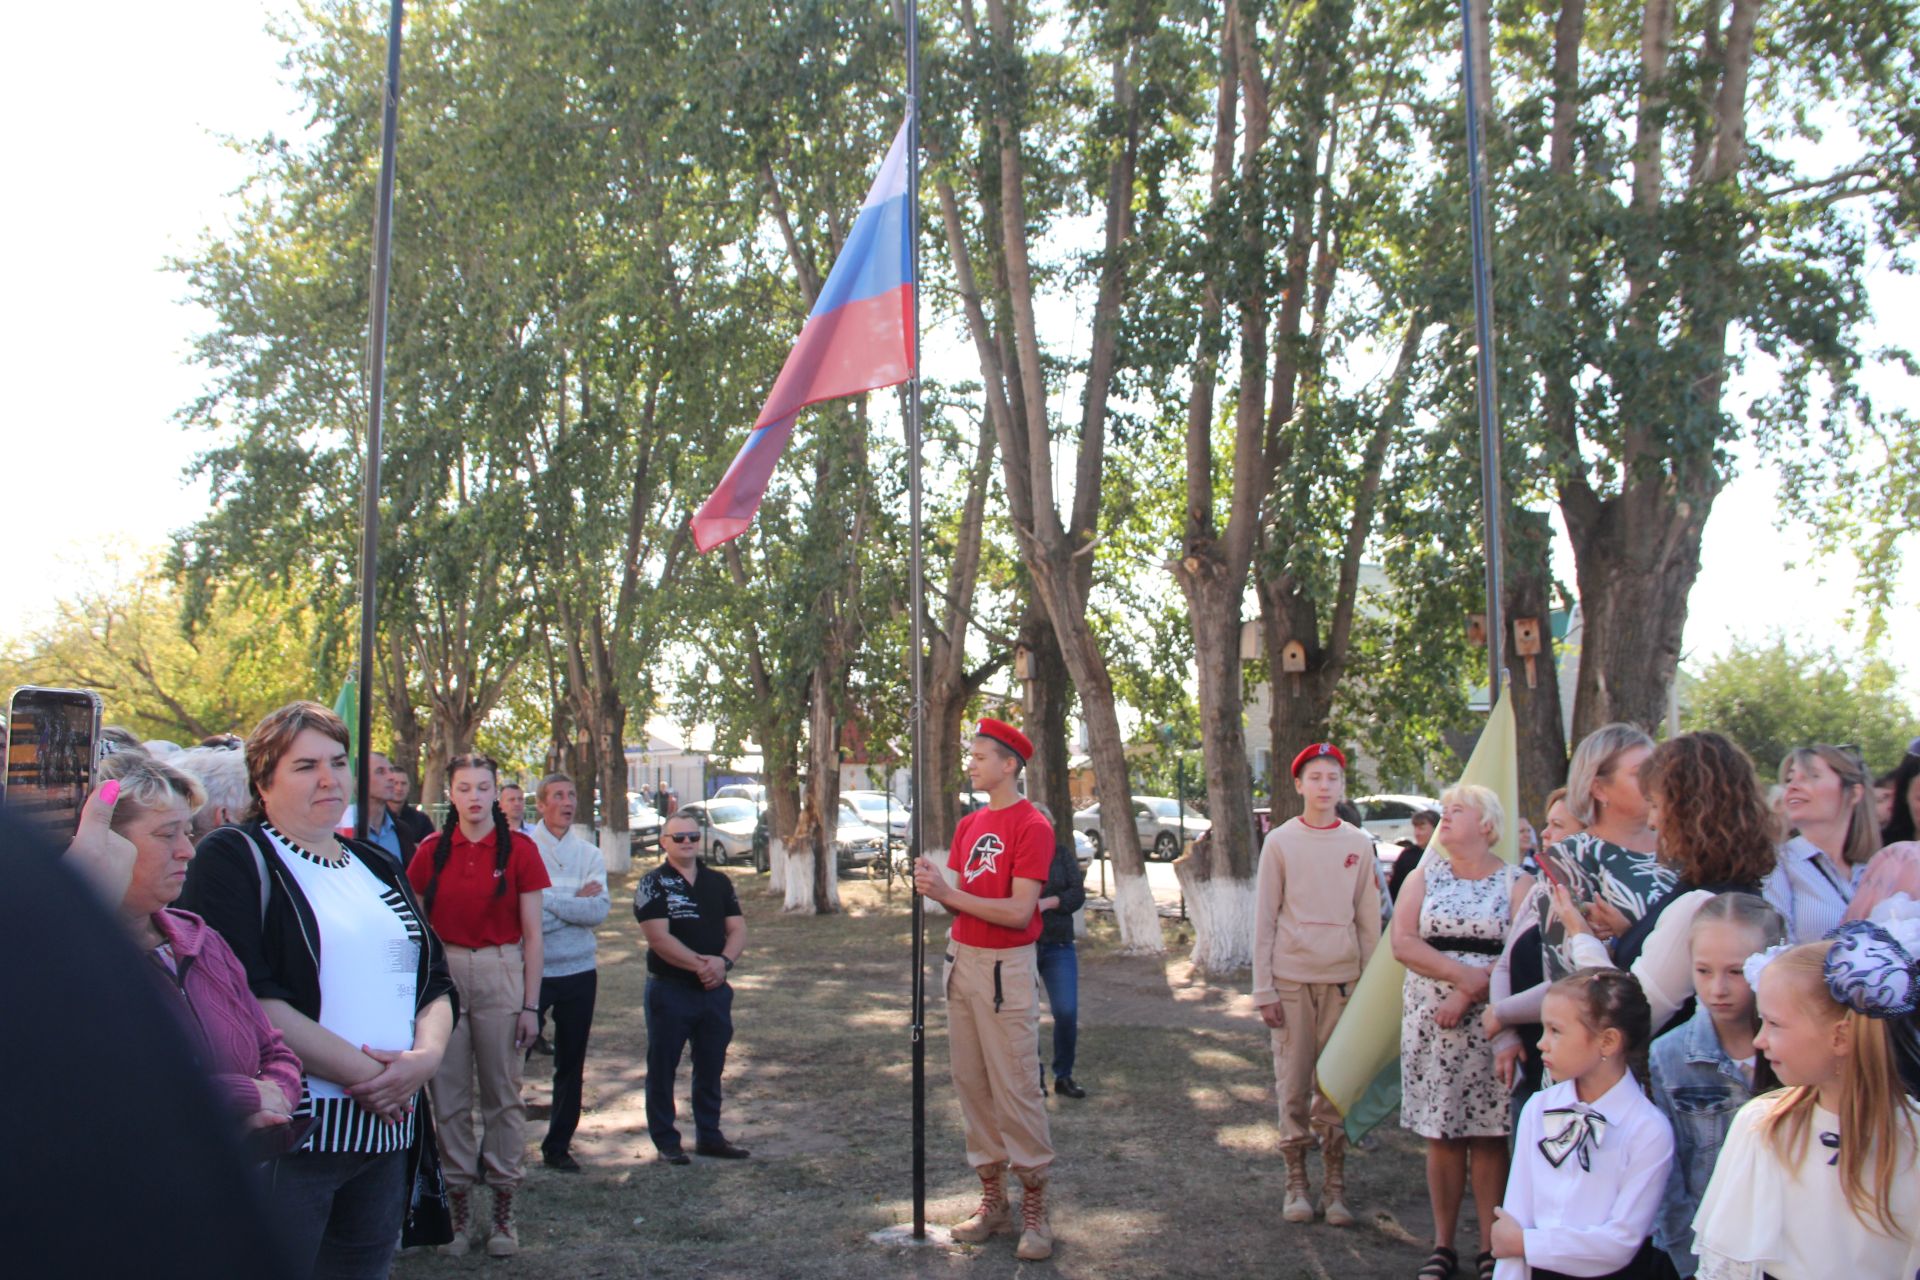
[3,686,104,848]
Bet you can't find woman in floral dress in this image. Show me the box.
[1394,784,1535,1280]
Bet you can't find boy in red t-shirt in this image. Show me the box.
[913,719,1056,1260]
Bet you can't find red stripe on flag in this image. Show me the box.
[690,283,915,554]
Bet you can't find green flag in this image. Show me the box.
[333,675,358,764]
[1314,694,1520,1141]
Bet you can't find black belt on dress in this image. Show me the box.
[1428,936,1502,955]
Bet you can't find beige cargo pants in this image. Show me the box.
[946,940,1054,1172]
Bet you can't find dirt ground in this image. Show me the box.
[394,867,1459,1279]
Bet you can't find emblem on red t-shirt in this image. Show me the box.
[962,833,1004,883]
[1343,853,1359,869]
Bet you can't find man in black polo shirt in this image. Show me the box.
[633,811,748,1164]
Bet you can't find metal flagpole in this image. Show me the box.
[353,0,406,839]
[904,0,929,1240]
[1459,0,1505,705]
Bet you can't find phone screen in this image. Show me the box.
[3,686,103,847]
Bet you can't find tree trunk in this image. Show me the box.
[1563,479,1717,737]
[1504,508,1568,822]
[595,693,630,873]
[762,706,805,896]
[1019,595,1073,829]
[951,0,1163,953]
[783,658,843,914]
[379,629,422,797]
[1173,567,1259,972]
[1169,3,1257,975]
[919,409,1000,860]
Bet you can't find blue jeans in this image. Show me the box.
[644,977,734,1152]
[1036,941,1079,1080]
[266,1149,406,1280]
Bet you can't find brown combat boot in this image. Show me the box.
[1320,1132,1355,1227]
[1014,1166,1053,1261]
[486,1185,519,1257]
[950,1163,1012,1242]
[1281,1144,1314,1223]
[440,1188,472,1256]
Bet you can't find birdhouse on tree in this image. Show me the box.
[1467,615,1488,647]
[1513,617,1543,688]
[1280,639,1308,698]
[1012,644,1031,682]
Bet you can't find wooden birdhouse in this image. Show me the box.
[1467,614,1488,647]
[1281,639,1308,698]
[1239,618,1262,663]
[1513,617,1543,688]
[1012,644,1031,681]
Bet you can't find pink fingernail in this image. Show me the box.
[100,781,121,807]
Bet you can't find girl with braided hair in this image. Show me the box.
[406,754,550,1258]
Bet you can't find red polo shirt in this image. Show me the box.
[946,799,1053,948]
[408,826,550,948]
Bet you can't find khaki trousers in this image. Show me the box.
[946,940,1053,1172]
[433,942,529,1190]
[1267,978,1349,1148]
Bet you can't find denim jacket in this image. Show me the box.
[1647,1003,1756,1277]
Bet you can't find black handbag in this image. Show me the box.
[400,1092,453,1249]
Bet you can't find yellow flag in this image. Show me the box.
[1314,694,1520,1135]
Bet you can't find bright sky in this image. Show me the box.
[3,4,1914,699]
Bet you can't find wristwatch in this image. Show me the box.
[722,956,736,971]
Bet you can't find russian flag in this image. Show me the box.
[690,118,915,553]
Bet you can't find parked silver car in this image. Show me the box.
[1072,796,1211,860]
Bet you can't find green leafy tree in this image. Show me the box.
[1683,637,1914,777]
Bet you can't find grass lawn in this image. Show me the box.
[395,865,1454,1278]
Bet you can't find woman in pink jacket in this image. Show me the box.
[96,751,305,1148]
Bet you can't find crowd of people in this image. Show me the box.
[35,694,1920,1279]
[1253,726,1920,1280]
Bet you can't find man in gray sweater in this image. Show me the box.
[529,774,610,1171]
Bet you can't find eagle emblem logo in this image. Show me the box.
[962,833,1005,883]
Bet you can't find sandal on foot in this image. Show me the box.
[1416,1245,1458,1279]
[1474,1250,1495,1280]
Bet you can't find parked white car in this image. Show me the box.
[1352,793,1440,845]
[1072,796,1211,860]
[842,788,910,840]
[675,799,760,864]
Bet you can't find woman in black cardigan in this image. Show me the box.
[179,702,456,1280]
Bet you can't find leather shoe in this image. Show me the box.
[542,1150,581,1172]
[658,1148,691,1166]
[693,1139,751,1160]
[1053,1076,1088,1099]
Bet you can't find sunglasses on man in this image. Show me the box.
[665,832,702,845]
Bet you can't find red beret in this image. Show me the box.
[1290,742,1347,777]
[975,718,1033,763]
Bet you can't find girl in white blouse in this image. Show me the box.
[1690,928,1920,1280]
[1491,969,1676,1280]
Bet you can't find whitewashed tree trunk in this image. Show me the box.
[1174,863,1256,973]
[1110,873,1162,955]
[599,826,629,875]
[782,846,814,913]
[782,840,841,913]
[768,836,788,896]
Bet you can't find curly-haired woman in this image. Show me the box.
[1544,731,1781,1036]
